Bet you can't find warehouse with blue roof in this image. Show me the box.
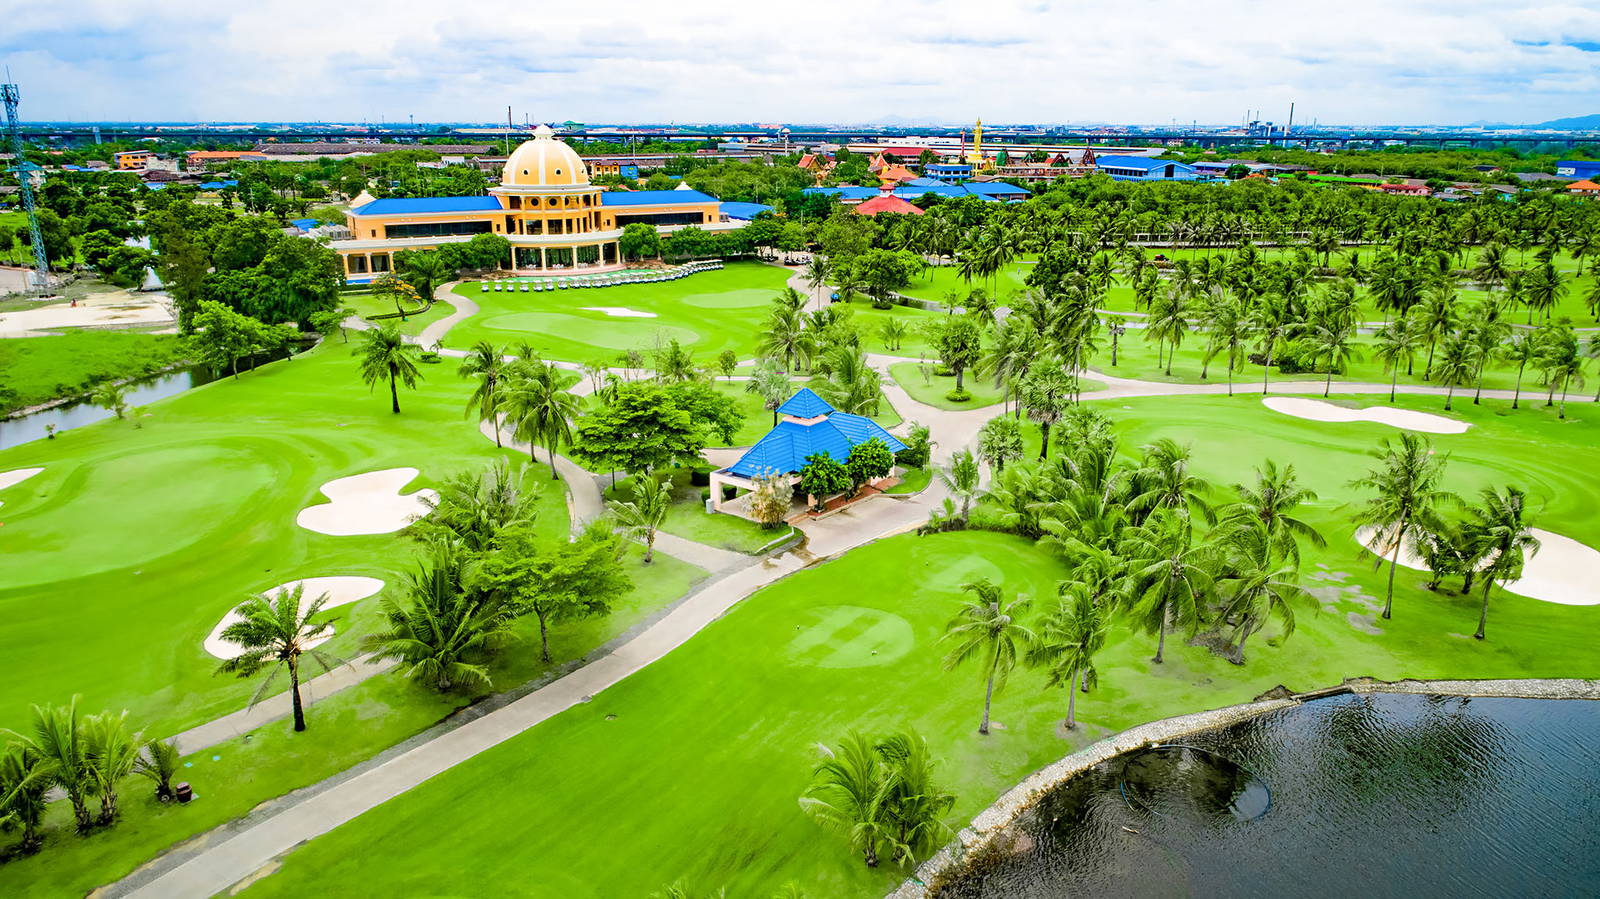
[331,125,760,281]
[710,388,907,514]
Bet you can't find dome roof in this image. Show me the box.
[501,125,589,188]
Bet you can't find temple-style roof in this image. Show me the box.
[727,389,905,478]
[854,194,925,216]
[777,387,833,418]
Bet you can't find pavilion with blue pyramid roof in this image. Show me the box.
[709,387,906,514]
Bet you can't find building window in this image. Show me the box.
[347,255,368,274]
[509,196,521,209]
[555,168,562,176]
[385,220,493,238]
[614,211,711,228]
[550,219,564,235]
[371,254,391,273]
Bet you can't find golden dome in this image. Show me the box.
[501,125,589,188]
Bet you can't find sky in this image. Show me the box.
[7,0,1600,126]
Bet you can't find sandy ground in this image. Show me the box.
[581,306,657,318]
[295,467,438,536]
[1356,525,1600,605]
[0,290,175,336]
[1262,397,1470,433]
[0,466,44,508]
[204,576,387,660]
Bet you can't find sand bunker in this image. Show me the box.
[1263,397,1469,434]
[296,468,438,536]
[1356,526,1600,606]
[582,307,657,318]
[0,467,43,508]
[204,576,385,659]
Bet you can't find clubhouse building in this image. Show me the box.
[332,125,745,281]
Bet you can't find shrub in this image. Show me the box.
[700,487,711,502]
[722,485,738,501]
[749,469,791,529]
[418,351,442,364]
[945,387,972,403]
[934,365,954,377]
[689,468,711,487]
[895,422,931,468]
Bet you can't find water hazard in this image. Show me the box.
[938,693,1600,898]
[0,366,217,450]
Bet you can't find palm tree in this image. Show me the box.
[1200,293,1248,395]
[746,360,791,427]
[940,579,1035,735]
[1470,486,1540,640]
[133,737,181,802]
[1537,327,1585,419]
[1217,522,1311,663]
[1123,510,1217,663]
[1028,584,1106,729]
[1020,362,1073,459]
[398,250,451,301]
[1373,317,1420,402]
[936,449,981,525]
[1432,332,1475,412]
[873,731,955,866]
[0,744,52,852]
[1350,433,1452,619]
[356,324,422,414]
[1304,318,1360,397]
[215,585,345,733]
[609,473,673,562]
[759,305,813,372]
[1503,332,1539,410]
[82,710,141,824]
[1248,293,1296,395]
[498,362,581,477]
[4,698,95,832]
[91,382,129,420]
[365,549,512,691]
[799,732,892,867]
[803,255,831,308]
[976,415,1023,474]
[459,341,507,447]
[1130,437,1215,526]
[412,461,541,553]
[1220,460,1325,567]
[1463,301,1513,404]
[1144,287,1190,376]
[1412,286,1459,380]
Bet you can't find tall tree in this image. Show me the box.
[940,578,1035,735]
[356,324,422,414]
[1216,522,1311,663]
[498,361,581,477]
[459,341,508,447]
[608,474,674,563]
[1028,583,1106,729]
[1219,460,1324,567]
[1470,486,1540,640]
[1124,510,1217,663]
[365,547,513,692]
[1350,433,1452,619]
[214,585,344,733]
[1373,317,1421,403]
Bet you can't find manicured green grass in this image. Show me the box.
[0,331,190,414]
[0,543,702,898]
[883,466,931,494]
[605,468,791,555]
[896,259,1036,305]
[889,361,1007,409]
[240,497,1600,899]
[0,342,569,738]
[442,263,792,361]
[343,291,457,339]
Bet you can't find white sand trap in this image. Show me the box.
[204,576,385,659]
[1263,397,1469,434]
[296,468,438,536]
[582,306,657,318]
[1356,526,1600,605]
[0,467,43,508]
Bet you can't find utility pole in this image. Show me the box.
[2,81,50,291]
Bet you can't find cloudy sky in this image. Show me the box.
[8,0,1600,125]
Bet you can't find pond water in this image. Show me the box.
[0,366,217,450]
[938,693,1600,898]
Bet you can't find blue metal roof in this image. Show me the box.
[726,410,906,478]
[1093,155,1175,170]
[803,182,1027,203]
[354,196,503,215]
[291,218,321,231]
[777,387,833,418]
[720,201,773,220]
[600,189,717,206]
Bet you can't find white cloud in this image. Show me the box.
[6,0,1599,124]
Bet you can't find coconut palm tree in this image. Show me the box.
[365,548,513,691]
[1373,316,1421,402]
[412,460,541,553]
[1220,460,1325,567]
[873,731,955,866]
[798,732,892,867]
[1463,300,1513,404]
[940,579,1035,735]
[1028,583,1106,729]
[1123,510,1217,663]
[1432,331,1475,412]
[759,305,813,372]
[497,362,581,477]
[1470,486,1541,640]
[215,585,345,733]
[1502,332,1539,410]
[459,341,507,447]
[1247,293,1296,395]
[3,698,96,832]
[91,382,129,420]
[0,744,53,852]
[1020,361,1073,459]
[936,450,981,525]
[746,360,791,426]
[81,710,141,824]
[355,324,422,414]
[608,473,673,563]
[1130,438,1215,527]
[1412,285,1459,380]
[1537,326,1585,419]
[1350,433,1453,620]
[1144,287,1190,376]
[1304,317,1360,397]
[1216,522,1312,663]
[1200,293,1248,394]
[803,255,831,308]
[133,737,181,802]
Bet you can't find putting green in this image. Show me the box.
[477,312,701,351]
[4,441,280,589]
[785,605,915,668]
[679,288,777,309]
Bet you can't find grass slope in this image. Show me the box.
[0,331,190,414]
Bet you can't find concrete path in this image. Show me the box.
[170,657,399,755]
[650,531,749,572]
[417,282,477,349]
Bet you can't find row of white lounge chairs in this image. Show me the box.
[479,261,724,292]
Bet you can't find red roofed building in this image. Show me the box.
[853,192,925,217]
[1568,179,1599,196]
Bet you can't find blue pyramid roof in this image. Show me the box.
[726,410,905,478]
[777,387,833,418]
